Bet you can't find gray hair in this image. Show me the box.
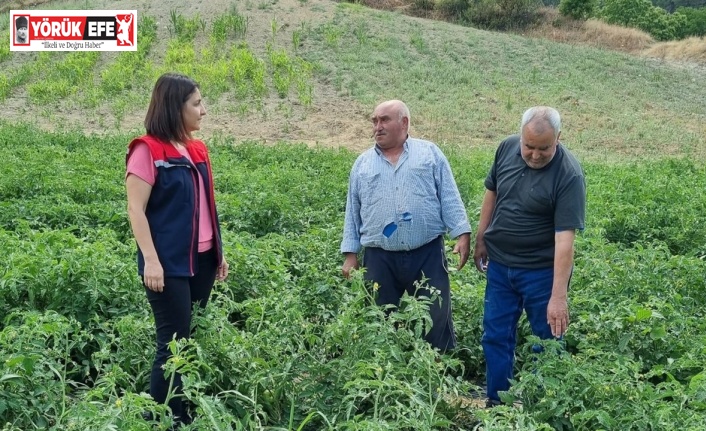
[373,99,411,130]
[520,106,561,139]
[398,102,410,124]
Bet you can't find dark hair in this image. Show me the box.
[144,73,199,144]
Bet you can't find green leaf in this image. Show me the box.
[635,307,652,321]
[650,325,667,340]
[0,374,22,383]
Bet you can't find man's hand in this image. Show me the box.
[473,238,488,273]
[452,233,471,271]
[342,253,359,279]
[547,295,569,337]
[548,230,575,337]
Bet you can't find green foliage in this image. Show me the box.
[305,4,705,155]
[0,10,314,127]
[99,15,158,98]
[559,0,597,19]
[675,6,706,37]
[168,10,206,42]
[0,311,92,427]
[464,0,542,30]
[26,51,100,104]
[600,0,688,40]
[3,117,706,429]
[211,7,249,43]
[645,5,688,40]
[0,53,52,101]
[0,37,9,63]
[266,43,315,105]
[2,4,706,429]
[435,0,469,19]
[413,0,437,12]
[230,45,268,99]
[588,159,706,256]
[160,16,314,112]
[651,0,706,12]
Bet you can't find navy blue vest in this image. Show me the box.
[126,135,223,276]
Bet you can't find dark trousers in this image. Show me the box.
[363,236,456,352]
[145,249,218,421]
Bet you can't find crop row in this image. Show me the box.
[1,124,706,429]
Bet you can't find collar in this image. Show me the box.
[374,135,409,155]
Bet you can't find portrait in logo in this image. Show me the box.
[14,15,29,45]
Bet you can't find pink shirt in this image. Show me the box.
[126,142,215,252]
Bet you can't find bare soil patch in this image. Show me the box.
[6,0,704,154]
[3,0,372,151]
[1,0,54,13]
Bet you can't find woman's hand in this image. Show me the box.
[216,257,229,281]
[143,259,165,292]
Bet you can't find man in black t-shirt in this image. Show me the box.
[473,106,586,407]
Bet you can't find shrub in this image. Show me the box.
[676,6,706,37]
[435,0,470,19]
[559,0,597,20]
[601,0,651,26]
[464,0,542,30]
[600,0,688,40]
[644,7,687,40]
[413,0,436,11]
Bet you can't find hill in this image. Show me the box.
[3,1,706,430]
[0,0,704,160]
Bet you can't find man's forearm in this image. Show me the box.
[552,230,576,298]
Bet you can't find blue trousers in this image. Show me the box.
[145,248,218,422]
[363,236,456,352]
[481,260,555,402]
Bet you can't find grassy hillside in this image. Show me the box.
[1,1,706,430]
[302,3,706,160]
[1,0,704,159]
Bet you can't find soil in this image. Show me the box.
[4,0,373,152]
[5,0,702,154]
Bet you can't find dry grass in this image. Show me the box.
[351,2,706,65]
[521,8,654,53]
[347,0,410,11]
[582,19,655,52]
[643,36,706,63]
[0,0,54,13]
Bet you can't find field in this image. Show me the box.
[1,0,706,430]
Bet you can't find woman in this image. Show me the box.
[126,73,228,424]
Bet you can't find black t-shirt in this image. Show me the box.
[483,134,586,268]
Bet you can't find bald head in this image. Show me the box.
[371,100,410,150]
[375,100,411,125]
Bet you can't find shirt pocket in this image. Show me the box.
[360,173,383,206]
[410,164,436,198]
[525,186,554,216]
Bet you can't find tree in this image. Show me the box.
[601,0,688,40]
[651,0,706,13]
[560,0,598,19]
